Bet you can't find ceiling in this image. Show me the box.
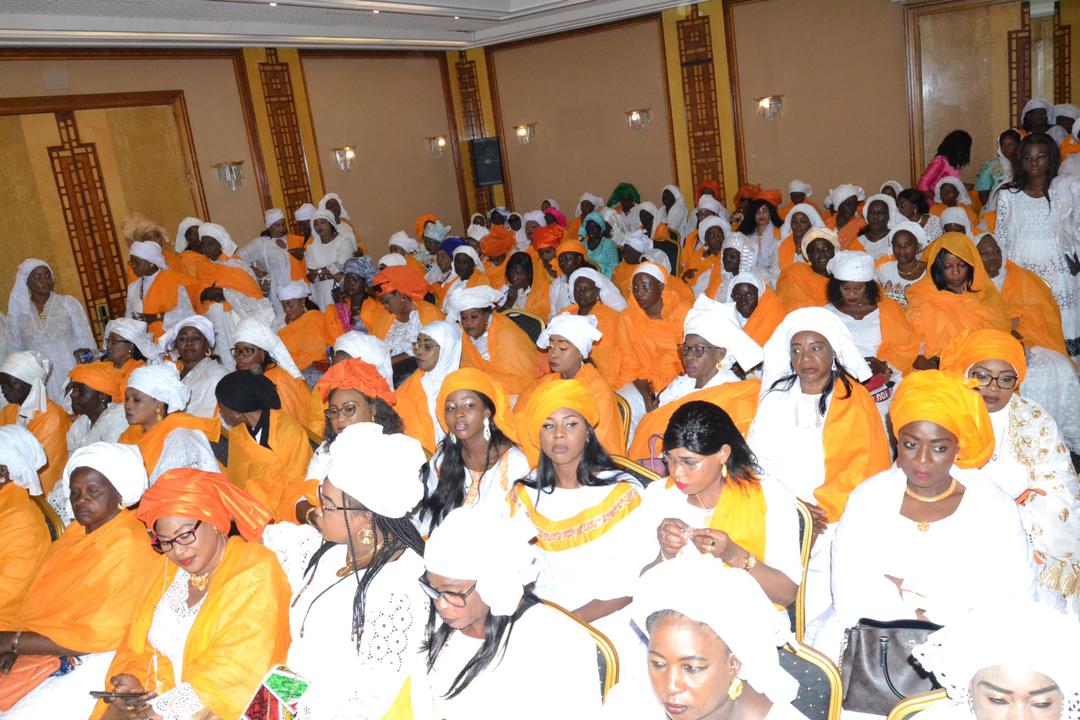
[0,0,693,50]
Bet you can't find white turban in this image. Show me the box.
[198,222,238,257]
[698,216,731,242]
[827,251,876,282]
[696,194,725,216]
[327,422,424,519]
[538,313,602,358]
[318,192,351,220]
[934,177,971,205]
[129,240,169,270]
[800,227,840,258]
[127,363,190,413]
[378,253,407,269]
[788,179,812,197]
[861,193,902,228]
[1022,98,1055,123]
[725,272,766,304]
[423,220,451,242]
[61,441,148,518]
[452,245,484,270]
[278,280,310,302]
[887,220,930,250]
[622,230,653,256]
[879,180,904,196]
[234,317,303,379]
[294,203,316,222]
[722,232,757,263]
[0,425,47,495]
[940,206,973,236]
[576,192,604,217]
[388,231,419,254]
[311,208,338,230]
[175,217,201,253]
[8,259,53,321]
[264,208,285,229]
[0,351,50,420]
[633,556,798,705]
[683,295,763,370]
[633,201,659,229]
[159,315,216,353]
[425,506,539,617]
[466,224,488,243]
[1054,103,1080,121]
[831,184,865,206]
[779,203,826,241]
[567,267,628,311]
[104,317,160,363]
[333,332,393,387]
[633,261,666,285]
[761,306,872,390]
[444,285,502,323]
[522,210,545,227]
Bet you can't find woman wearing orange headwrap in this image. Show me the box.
[65,362,128,455]
[547,239,590,317]
[480,227,516,288]
[371,266,444,370]
[814,370,1037,661]
[531,224,564,286]
[92,469,289,720]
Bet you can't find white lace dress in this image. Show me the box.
[146,569,209,719]
[149,427,220,485]
[385,310,421,358]
[180,357,228,418]
[5,293,97,402]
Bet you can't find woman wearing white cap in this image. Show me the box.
[565,267,627,388]
[876,221,928,308]
[231,317,318,433]
[5,259,96,402]
[856,194,902,261]
[613,230,673,296]
[699,233,761,301]
[779,179,817,220]
[125,240,197,340]
[940,206,974,236]
[305,208,356,311]
[158,316,228,419]
[173,216,208,278]
[417,506,604,719]
[684,215,732,288]
[0,351,70,496]
[262,422,429,719]
[681,194,727,274]
[277,280,333,374]
[657,185,693,240]
[878,180,904,199]
[0,425,51,624]
[441,245,492,306]
[317,191,364,254]
[931,176,977,228]
[825,184,868,250]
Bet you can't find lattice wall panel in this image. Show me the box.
[1054,2,1071,103]
[456,52,494,216]
[678,6,725,198]
[1009,2,1033,126]
[259,48,313,232]
[48,111,127,342]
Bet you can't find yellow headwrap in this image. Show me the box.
[890,370,994,468]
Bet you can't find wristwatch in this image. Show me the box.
[743,553,757,571]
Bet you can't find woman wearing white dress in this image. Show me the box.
[305,208,357,310]
[876,221,928,308]
[417,506,603,720]
[65,362,128,453]
[6,258,96,402]
[856,194,901,261]
[158,316,227,419]
[263,422,430,720]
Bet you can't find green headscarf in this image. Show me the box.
[607,182,640,208]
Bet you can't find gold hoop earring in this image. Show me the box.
[727,678,743,701]
[117,500,125,510]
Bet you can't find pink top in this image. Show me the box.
[916,155,961,194]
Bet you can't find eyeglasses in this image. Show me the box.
[324,401,369,420]
[417,575,477,608]
[969,369,1018,390]
[105,337,133,347]
[150,520,202,553]
[412,339,437,353]
[317,488,364,513]
[230,346,259,359]
[677,343,719,358]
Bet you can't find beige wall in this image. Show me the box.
[731,0,911,195]
[490,18,676,212]
[301,55,463,258]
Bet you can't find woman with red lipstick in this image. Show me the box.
[810,371,1037,663]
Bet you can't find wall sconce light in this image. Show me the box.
[513,123,536,145]
[211,161,245,192]
[425,135,448,157]
[755,95,783,120]
[626,108,651,130]
[331,146,356,172]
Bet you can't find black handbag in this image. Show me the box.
[840,618,942,715]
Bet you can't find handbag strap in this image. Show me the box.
[878,635,906,701]
[648,433,664,462]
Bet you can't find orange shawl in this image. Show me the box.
[612,261,637,298]
[285,234,309,281]
[680,229,702,276]
[0,483,51,624]
[6,510,159,653]
[279,309,334,370]
[825,214,867,250]
[176,249,212,281]
[434,272,490,308]
[816,381,892,521]
[0,401,70,494]
[999,260,1069,356]
[265,365,321,434]
[777,236,799,268]
[459,312,545,396]
[741,286,786,347]
[564,303,623,388]
[195,257,263,312]
[142,269,198,339]
[395,371,438,454]
[92,539,291,720]
[614,267,692,390]
[224,410,313,521]
[119,412,221,477]
[323,298,391,341]
[517,363,626,456]
[775,263,827,311]
[875,296,921,374]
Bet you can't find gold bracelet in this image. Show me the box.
[304,506,318,526]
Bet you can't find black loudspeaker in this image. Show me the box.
[470,137,504,187]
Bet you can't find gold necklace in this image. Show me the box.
[337,544,376,577]
[906,479,958,532]
[187,539,225,591]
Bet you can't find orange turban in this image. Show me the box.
[940,329,1027,387]
[890,370,994,469]
[480,227,516,258]
[517,378,599,467]
[316,357,396,404]
[415,213,438,243]
[533,224,565,250]
[68,362,123,402]
[373,266,430,301]
[695,180,723,204]
[555,239,588,259]
[735,183,762,203]
[435,368,518,445]
[755,188,782,207]
[138,469,274,542]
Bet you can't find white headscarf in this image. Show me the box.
[788,179,812,197]
[264,208,285,229]
[452,244,484,270]
[0,425,47,495]
[61,441,148,518]
[940,206,973,235]
[934,177,971,205]
[861,193,901,228]
[423,219,452,243]
[278,280,310,302]
[425,505,539,617]
[725,272,766,303]
[632,201,659,231]
[826,251,876,282]
[567,267,628,311]
[722,232,758,273]
[761,306,872,390]
[129,240,169,270]
[327,422,423,518]
[538,313,602,358]
[175,217,202,253]
[879,180,904,196]
[234,317,303,379]
[522,210,545,228]
[333,332,393,387]
[318,192,351,220]
[0,351,50,421]
[886,220,930,251]
[1022,98,1056,123]
[633,261,666,285]
[698,216,732,242]
[542,197,560,210]
[1054,103,1079,121]
[198,222,238,257]
[466,224,488,243]
[294,203,316,222]
[800,227,840,258]
[104,318,160,363]
[683,295,763,370]
[696,194,725,217]
[633,556,799,705]
[444,285,502,323]
[779,203,826,241]
[622,229,653,256]
[418,321,463,432]
[159,315,216,353]
[127,363,190,413]
[8,259,53,320]
[311,208,338,232]
[388,231,419,254]
[831,184,865,207]
[575,192,604,218]
[378,253,407,268]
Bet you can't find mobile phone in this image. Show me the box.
[89,690,147,702]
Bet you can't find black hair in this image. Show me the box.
[323,389,404,442]
[769,358,855,417]
[424,587,541,698]
[1005,133,1059,208]
[662,401,760,484]
[516,423,626,494]
[422,392,513,530]
[737,199,782,235]
[826,277,880,308]
[929,248,973,293]
[131,345,147,362]
[897,188,929,216]
[936,129,972,168]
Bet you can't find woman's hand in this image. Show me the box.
[633,379,658,412]
[690,528,732,561]
[866,357,890,376]
[804,502,829,546]
[912,354,939,371]
[289,247,306,262]
[107,674,158,715]
[657,518,691,559]
[0,651,16,673]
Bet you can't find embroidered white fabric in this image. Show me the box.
[66,402,127,453]
[149,427,219,485]
[180,356,229,418]
[1022,345,1080,452]
[5,293,97,402]
[385,310,420,357]
[203,289,276,372]
[147,569,207,720]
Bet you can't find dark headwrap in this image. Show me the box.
[607,182,641,207]
[438,237,468,256]
[215,371,281,447]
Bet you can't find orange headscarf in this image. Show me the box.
[940,329,1028,387]
[69,363,123,402]
[735,183,762,204]
[890,370,994,469]
[480,226,516,257]
[435,368,519,445]
[517,378,599,467]
[695,180,723,204]
[755,188,782,207]
[555,238,588,259]
[316,357,396,404]
[415,214,438,243]
[533,224,564,250]
[373,266,430,301]
[137,469,274,542]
